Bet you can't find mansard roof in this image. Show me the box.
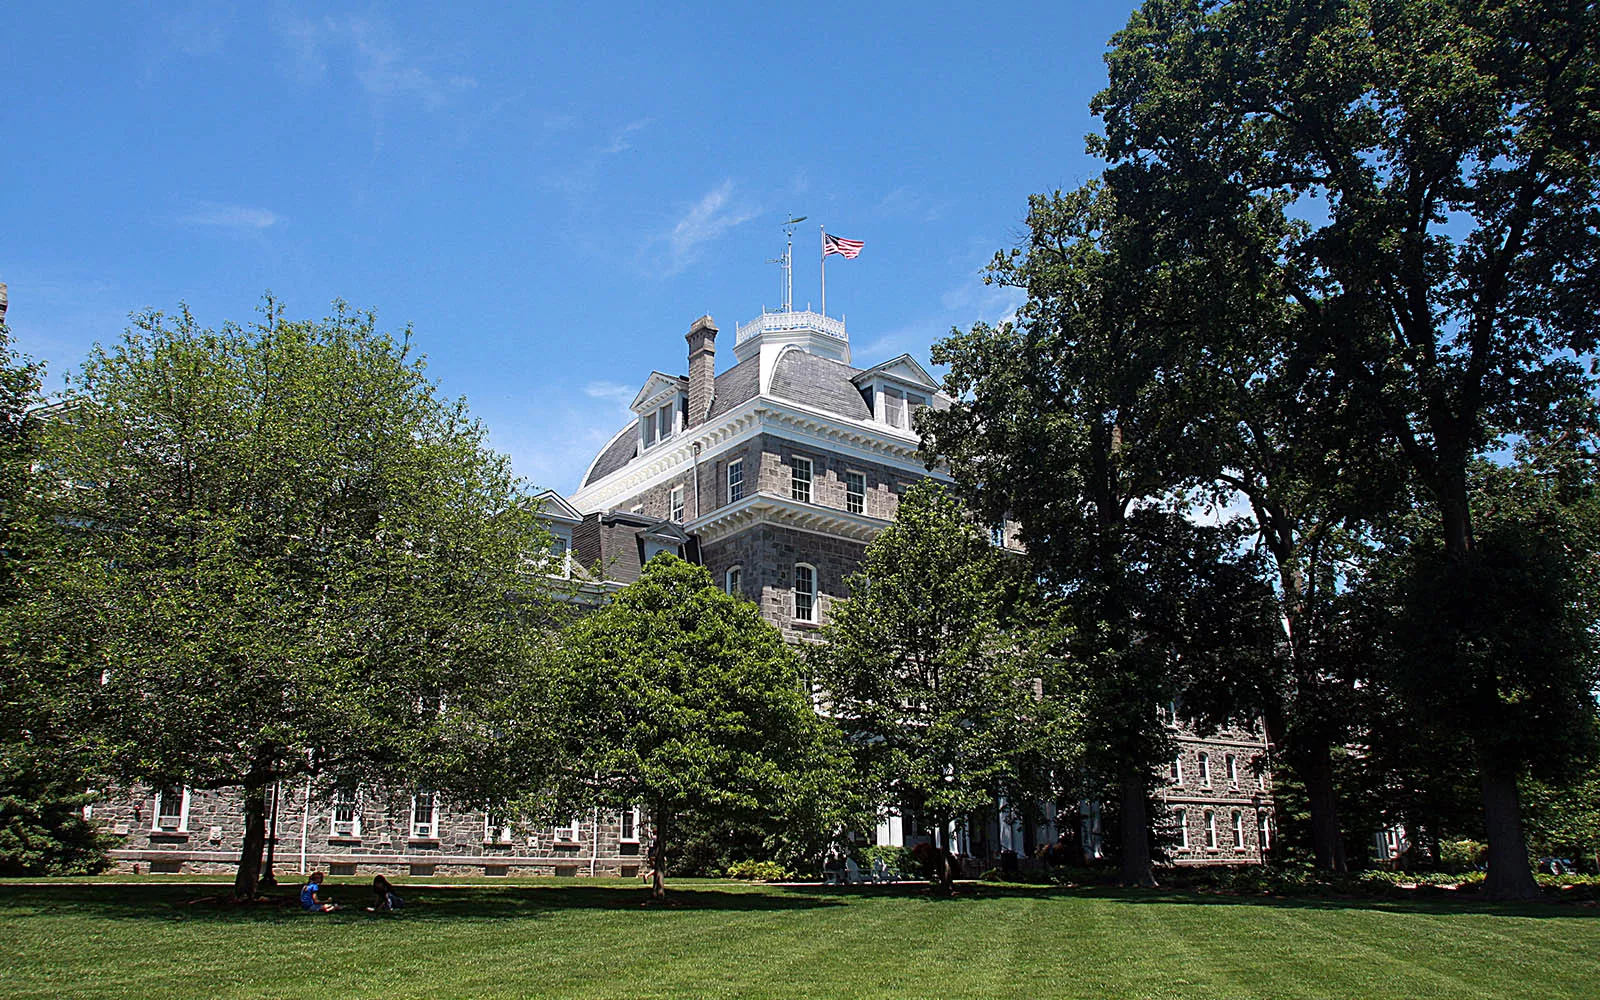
[578,344,944,489]
[768,348,872,420]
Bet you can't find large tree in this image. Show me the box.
[555,554,851,899]
[38,298,548,897]
[1093,0,1600,898]
[922,185,1280,886]
[809,481,1078,892]
[0,320,111,875]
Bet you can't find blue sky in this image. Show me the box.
[4,2,1138,494]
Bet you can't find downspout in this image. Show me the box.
[691,441,702,519]
[299,776,312,875]
[590,806,600,878]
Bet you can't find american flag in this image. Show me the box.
[823,233,865,259]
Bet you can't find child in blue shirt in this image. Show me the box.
[300,872,341,912]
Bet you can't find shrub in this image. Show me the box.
[857,845,913,875]
[1440,839,1487,871]
[724,860,795,882]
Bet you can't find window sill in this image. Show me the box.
[790,620,820,631]
[552,839,583,848]
[149,831,189,841]
[482,840,514,848]
[328,835,362,844]
[407,838,440,847]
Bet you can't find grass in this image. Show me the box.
[1,878,1598,999]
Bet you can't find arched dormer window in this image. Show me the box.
[793,563,817,623]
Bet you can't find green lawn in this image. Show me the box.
[1,879,1596,999]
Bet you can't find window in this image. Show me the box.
[1258,812,1273,851]
[642,412,657,448]
[884,388,905,428]
[1226,754,1238,788]
[669,485,685,523]
[1232,810,1245,849]
[620,807,640,843]
[794,563,817,623]
[906,393,928,419]
[657,403,675,440]
[1199,752,1211,788]
[1204,810,1217,849]
[1170,756,1183,784]
[410,789,438,839]
[485,813,513,845]
[331,788,360,838]
[727,459,744,503]
[725,566,742,596]
[791,457,813,504]
[554,817,580,842]
[1176,808,1189,850]
[990,523,1006,547]
[845,471,866,515]
[153,785,188,832]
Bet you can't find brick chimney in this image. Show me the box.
[686,315,718,427]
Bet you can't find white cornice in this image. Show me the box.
[569,395,951,514]
[685,490,894,546]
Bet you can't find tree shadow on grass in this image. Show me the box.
[0,883,846,925]
[848,882,1600,919]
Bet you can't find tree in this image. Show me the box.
[1093,0,1600,898]
[37,298,548,897]
[809,482,1078,892]
[922,185,1280,886]
[555,554,851,899]
[0,319,112,875]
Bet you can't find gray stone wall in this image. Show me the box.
[97,783,652,879]
[701,524,867,639]
[1159,731,1275,864]
[754,435,907,520]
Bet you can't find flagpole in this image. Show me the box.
[820,225,827,317]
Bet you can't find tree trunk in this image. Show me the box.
[649,809,669,900]
[1480,765,1541,901]
[233,782,269,900]
[1299,738,1346,873]
[1119,767,1156,888]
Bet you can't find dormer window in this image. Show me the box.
[642,412,657,448]
[885,389,905,428]
[657,402,675,440]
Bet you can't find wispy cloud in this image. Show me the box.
[601,118,655,155]
[659,180,758,276]
[584,380,637,407]
[272,10,476,110]
[178,202,282,230]
[877,186,948,223]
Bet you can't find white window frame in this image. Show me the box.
[791,457,813,504]
[1199,752,1211,788]
[484,812,513,845]
[553,817,580,843]
[845,470,866,515]
[794,563,817,623]
[1176,807,1189,850]
[410,789,438,840]
[619,806,641,843]
[884,387,905,428]
[331,787,361,838]
[1204,809,1217,849]
[1232,810,1245,850]
[669,484,685,523]
[657,403,675,440]
[152,785,190,833]
[725,565,742,596]
[1171,755,1183,784]
[1226,754,1238,788]
[642,411,657,448]
[727,459,744,503]
[1258,812,1273,851]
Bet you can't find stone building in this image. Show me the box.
[100,299,1275,877]
[569,304,1278,867]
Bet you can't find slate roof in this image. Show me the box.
[581,347,923,488]
[768,350,872,420]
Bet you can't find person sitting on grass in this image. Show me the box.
[300,872,341,913]
[367,874,403,913]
